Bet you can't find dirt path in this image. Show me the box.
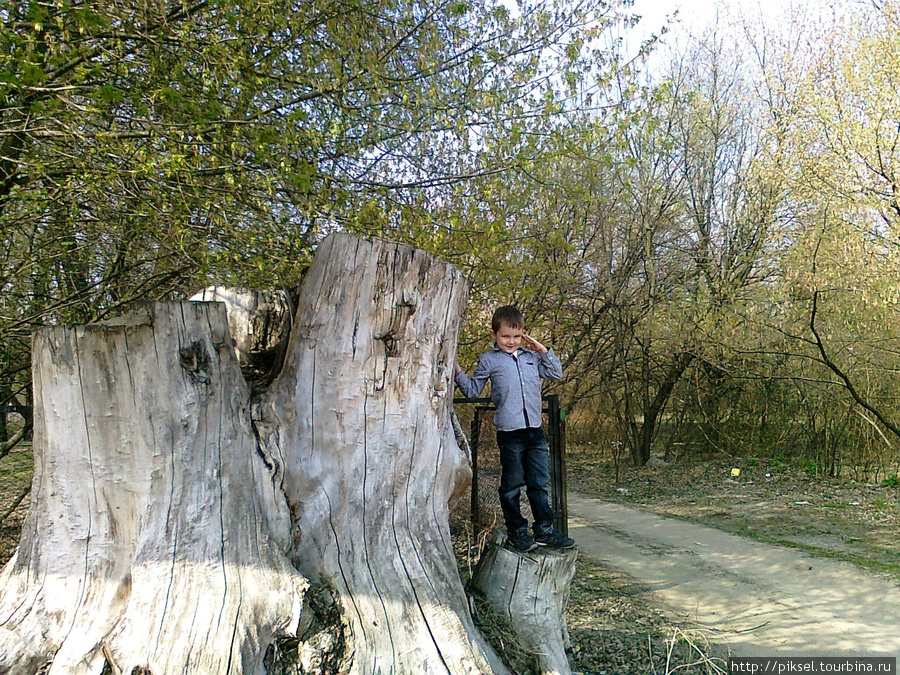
[568,492,900,657]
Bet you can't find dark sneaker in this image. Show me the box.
[534,528,576,549]
[506,529,539,553]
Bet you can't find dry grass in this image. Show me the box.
[566,557,730,675]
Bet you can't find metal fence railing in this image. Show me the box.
[453,394,568,537]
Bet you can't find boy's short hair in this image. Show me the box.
[492,305,525,332]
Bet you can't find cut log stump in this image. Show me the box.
[0,302,306,675]
[469,539,578,675]
[253,234,504,675]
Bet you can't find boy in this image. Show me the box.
[454,305,575,552]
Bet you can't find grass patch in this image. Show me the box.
[0,451,33,480]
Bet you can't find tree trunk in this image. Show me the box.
[187,286,295,392]
[0,233,511,675]
[632,351,694,466]
[253,234,506,675]
[0,381,9,444]
[0,302,306,675]
[469,541,577,675]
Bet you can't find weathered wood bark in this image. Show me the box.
[469,541,578,675]
[188,286,294,391]
[253,234,506,674]
[0,302,306,675]
[0,233,515,674]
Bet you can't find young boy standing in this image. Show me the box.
[454,305,575,553]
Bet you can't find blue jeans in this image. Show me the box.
[497,427,555,535]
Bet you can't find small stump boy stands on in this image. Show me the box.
[455,306,575,553]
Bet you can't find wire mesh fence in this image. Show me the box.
[452,395,568,540]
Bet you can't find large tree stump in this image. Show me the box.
[469,541,578,675]
[188,286,295,390]
[0,233,512,675]
[253,234,505,674]
[0,302,306,675]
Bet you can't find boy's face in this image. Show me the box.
[491,323,524,354]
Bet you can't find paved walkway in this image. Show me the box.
[568,492,900,657]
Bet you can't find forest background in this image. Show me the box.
[3,0,900,513]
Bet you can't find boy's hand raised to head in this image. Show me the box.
[522,332,548,354]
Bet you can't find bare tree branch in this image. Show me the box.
[809,289,900,440]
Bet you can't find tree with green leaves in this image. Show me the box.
[726,0,900,472]
[0,0,625,458]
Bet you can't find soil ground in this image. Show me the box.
[567,451,900,579]
[568,492,900,658]
[5,443,899,673]
[565,449,900,670]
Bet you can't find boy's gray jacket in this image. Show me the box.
[455,345,563,432]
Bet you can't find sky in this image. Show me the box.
[627,0,845,41]
[629,0,790,36]
[613,0,769,75]
[617,0,843,74]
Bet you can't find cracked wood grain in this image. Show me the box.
[0,234,513,675]
[254,233,508,675]
[470,542,578,675]
[0,303,306,675]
